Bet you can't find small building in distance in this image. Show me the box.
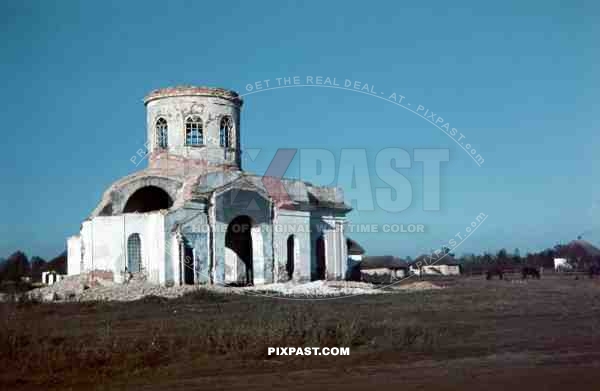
[409,254,461,276]
[553,258,572,271]
[554,239,600,270]
[359,256,408,284]
[41,271,65,286]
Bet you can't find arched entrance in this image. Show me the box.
[123,186,173,213]
[286,235,295,280]
[314,235,326,280]
[127,233,142,272]
[225,215,254,285]
[182,239,194,285]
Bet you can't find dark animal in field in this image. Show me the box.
[522,267,540,279]
[486,268,504,280]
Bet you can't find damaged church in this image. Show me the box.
[66,86,352,286]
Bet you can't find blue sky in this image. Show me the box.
[0,0,597,259]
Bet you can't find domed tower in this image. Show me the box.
[143,86,243,175]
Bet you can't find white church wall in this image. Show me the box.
[91,216,125,274]
[274,208,311,282]
[169,232,181,286]
[224,247,238,283]
[72,213,165,284]
[67,235,82,276]
[120,213,165,284]
[336,219,348,279]
[310,214,348,281]
[323,219,342,279]
[80,221,92,273]
[251,226,265,284]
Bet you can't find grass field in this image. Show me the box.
[2,274,600,390]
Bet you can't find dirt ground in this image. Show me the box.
[3,274,600,390]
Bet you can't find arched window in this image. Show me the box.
[156,118,168,149]
[313,235,326,281]
[185,116,203,146]
[127,233,142,272]
[286,234,295,280]
[220,116,233,148]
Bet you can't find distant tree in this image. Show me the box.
[539,249,555,268]
[512,248,521,264]
[47,250,67,275]
[1,251,30,282]
[30,256,47,282]
[526,252,534,265]
[457,253,479,274]
[496,249,509,266]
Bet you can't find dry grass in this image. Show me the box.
[2,275,600,389]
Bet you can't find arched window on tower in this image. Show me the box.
[185,116,203,146]
[220,116,233,148]
[156,118,168,149]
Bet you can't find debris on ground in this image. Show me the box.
[20,273,443,302]
[389,281,444,291]
[241,280,386,297]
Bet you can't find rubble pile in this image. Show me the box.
[241,280,386,297]
[390,281,444,291]
[27,273,204,302]
[22,273,443,302]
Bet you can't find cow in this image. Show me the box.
[486,267,504,280]
[522,267,541,279]
[588,264,600,278]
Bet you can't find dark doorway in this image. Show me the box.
[123,186,173,213]
[286,235,295,280]
[314,235,326,280]
[182,241,194,285]
[225,215,254,285]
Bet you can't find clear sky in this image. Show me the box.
[0,0,597,259]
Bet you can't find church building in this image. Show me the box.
[66,86,352,286]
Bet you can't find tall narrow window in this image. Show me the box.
[286,234,295,280]
[156,118,168,149]
[185,116,203,145]
[127,233,142,273]
[220,116,233,148]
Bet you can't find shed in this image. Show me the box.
[359,256,409,284]
[409,254,461,276]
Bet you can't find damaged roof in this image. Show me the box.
[347,238,365,255]
[360,256,408,270]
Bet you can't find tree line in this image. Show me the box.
[0,250,67,283]
[450,244,598,274]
